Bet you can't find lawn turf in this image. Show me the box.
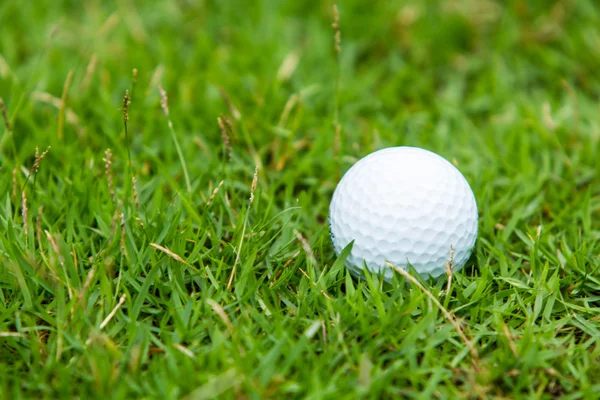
[1,0,600,398]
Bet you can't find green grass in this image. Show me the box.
[1,0,600,398]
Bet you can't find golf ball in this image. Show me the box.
[329,146,478,280]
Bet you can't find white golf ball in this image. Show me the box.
[329,146,478,280]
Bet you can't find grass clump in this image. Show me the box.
[1,0,599,398]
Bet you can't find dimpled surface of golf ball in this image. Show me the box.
[329,146,478,280]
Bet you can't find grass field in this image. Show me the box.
[1,0,600,398]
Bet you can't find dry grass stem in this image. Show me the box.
[561,79,579,134]
[22,190,28,240]
[131,175,140,210]
[150,243,189,265]
[0,55,12,79]
[45,231,68,298]
[222,114,233,131]
[174,344,195,359]
[110,207,119,237]
[147,64,164,96]
[72,266,94,318]
[207,299,233,329]
[227,246,240,290]
[98,12,119,37]
[444,245,455,296]
[31,92,83,136]
[123,90,131,123]
[193,136,209,156]
[0,98,10,130]
[298,267,331,300]
[294,230,316,266]
[71,244,78,271]
[249,166,258,203]
[81,263,96,295]
[45,230,61,258]
[158,85,169,117]
[225,193,234,219]
[227,175,253,288]
[217,116,233,159]
[30,146,51,174]
[44,231,67,299]
[332,5,341,53]
[277,52,299,81]
[48,25,60,42]
[387,262,480,371]
[135,217,144,228]
[227,166,260,289]
[0,332,26,338]
[220,113,234,135]
[542,102,557,130]
[104,149,115,203]
[158,85,192,192]
[100,294,127,330]
[219,87,242,120]
[207,180,224,206]
[278,94,298,128]
[81,54,97,92]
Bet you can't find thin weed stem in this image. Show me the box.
[227,166,259,290]
[387,262,480,372]
[123,90,133,181]
[159,86,191,193]
[332,4,341,128]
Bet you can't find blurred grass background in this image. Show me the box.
[1,0,599,398]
